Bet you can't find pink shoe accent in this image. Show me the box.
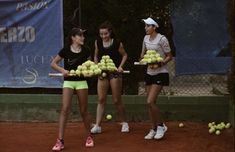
[52,139,64,151]
[85,136,94,147]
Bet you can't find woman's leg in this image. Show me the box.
[110,77,126,122]
[76,89,91,135]
[95,78,109,125]
[146,84,163,129]
[58,88,74,139]
[77,88,95,147]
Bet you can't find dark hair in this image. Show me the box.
[99,21,116,38]
[67,27,85,45]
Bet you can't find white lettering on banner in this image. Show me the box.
[21,55,54,65]
[0,26,35,43]
[16,0,52,11]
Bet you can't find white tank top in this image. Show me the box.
[143,33,171,75]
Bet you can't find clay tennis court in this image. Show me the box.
[0,121,234,152]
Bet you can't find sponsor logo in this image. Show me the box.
[22,68,39,84]
[0,26,35,43]
[16,0,52,11]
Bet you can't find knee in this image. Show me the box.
[146,100,155,108]
[113,98,122,106]
[98,97,106,105]
[61,107,70,116]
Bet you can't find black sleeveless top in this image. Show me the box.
[96,38,122,67]
[58,45,90,81]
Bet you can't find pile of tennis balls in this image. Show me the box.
[97,55,118,78]
[208,122,231,135]
[69,60,102,77]
[140,50,163,69]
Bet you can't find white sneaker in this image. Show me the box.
[121,122,129,133]
[91,125,101,134]
[144,129,156,139]
[154,124,168,140]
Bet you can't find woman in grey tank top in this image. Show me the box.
[140,17,173,140]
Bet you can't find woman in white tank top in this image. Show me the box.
[140,17,172,140]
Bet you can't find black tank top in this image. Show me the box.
[96,38,122,67]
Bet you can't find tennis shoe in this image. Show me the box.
[91,125,101,134]
[121,122,129,132]
[85,136,94,147]
[52,139,64,151]
[144,129,156,139]
[154,123,168,139]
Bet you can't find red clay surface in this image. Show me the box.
[0,121,234,152]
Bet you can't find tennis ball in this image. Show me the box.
[225,123,231,129]
[208,123,213,128]
[147,58,152,63]
[81,65,87,71]
[209,127,215,134]
[106,114,112,120]
[102,72,107,78]
[94,69,101,75]
[77,65,82,70]
[215,130,221,135]
[70,69,75,74]
[179,123,184,128]
[75,70,81,76]
[87,70,94,77]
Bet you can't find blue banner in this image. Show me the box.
[0,0,63,87]
[171,0,231,75]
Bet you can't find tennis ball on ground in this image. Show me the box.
[225,123,231,129]
[209,127,215,134]
[179,123,184,128]
[215,130,221,135]
[106,114,112,120]
[208,123,213,128]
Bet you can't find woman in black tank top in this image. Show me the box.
[50,28,94,150]
[91,21,130,134]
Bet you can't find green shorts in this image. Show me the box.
[63,81,88,90]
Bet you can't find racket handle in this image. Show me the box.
[123,70,130,74]
[134,62,147,65]
[48,73,63,77]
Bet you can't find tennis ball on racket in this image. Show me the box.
[77,65,82,70]
[179,123,184,128]
[106,114,112,120]
[75,70,81,76]
[87,70,93,77]
[94,68,102,75]
[81,65,87,71]
[70,69,75,74]
[215,130,221,135]
[147,58,152,63]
